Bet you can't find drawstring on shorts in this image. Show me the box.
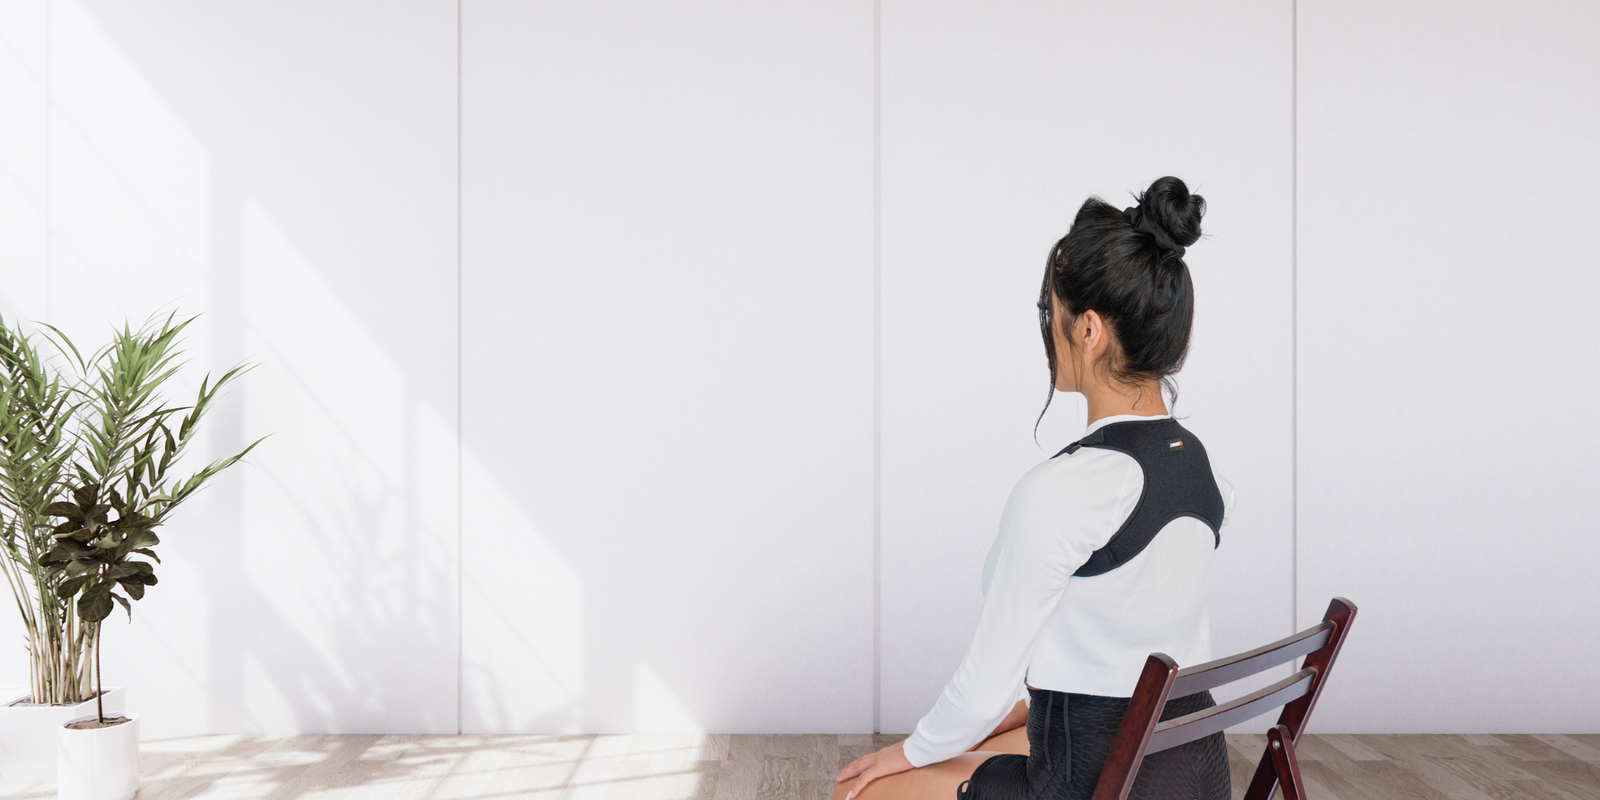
[1041,692,1054,772]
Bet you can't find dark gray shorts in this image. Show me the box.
[956,687,1230,800]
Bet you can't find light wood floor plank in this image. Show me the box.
[1318,732,1391,762]
[184,733,325,800]
[1534,734,1600,766]
[1224,737,1262,798]
[136,734,280,800]
[4,732,1599,799]
[1570,734,1600,752]
[1296,759,1371,800]
[1513,759,1600,800]
[1491,733,1575,762]
[708,751,758,800]
[373,735,474,800]
[268,734,384,800]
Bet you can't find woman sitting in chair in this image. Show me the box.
[835,176,1235,800]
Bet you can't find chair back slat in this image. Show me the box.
[1088,596,1358,800]
[1145,668,1316,753]
[1087,654,1178,800]
[1242,598,1358,800]
[1169,621,1333,696]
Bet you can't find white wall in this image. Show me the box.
[0,0,46,327]
[1296,0,1600,732]
[0,0,1593,736]
[458,0,877,734]
[0,0,461,736]
[0,0,49,702]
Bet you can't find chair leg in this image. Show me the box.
[1266,724,1307,800]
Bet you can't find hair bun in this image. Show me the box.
[1136,176,1205,249]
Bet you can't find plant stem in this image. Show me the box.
[94,621,102,724]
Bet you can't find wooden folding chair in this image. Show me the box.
[1089,597,1358,800]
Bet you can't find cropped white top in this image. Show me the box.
[901,413,1235,768]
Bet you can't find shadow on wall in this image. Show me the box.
[34,0,463,734]
[47,0,707,735]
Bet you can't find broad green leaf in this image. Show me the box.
[43,501,82,519]
[105,564,139,581]
[126,530,160,549]
[77,584,112,623]
[51,527,91,542]
[71,482,98,508]
[53,575,89,599]
[40,543,76,566]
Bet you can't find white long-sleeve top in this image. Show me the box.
[901,413,1235,768]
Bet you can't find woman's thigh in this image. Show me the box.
[829,751,1006,800]
[973,726,1028,756]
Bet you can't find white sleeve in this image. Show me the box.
[1213,467,1237,533]
[900,462,1117,768]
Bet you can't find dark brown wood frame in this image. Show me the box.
[1088,597,1358,800]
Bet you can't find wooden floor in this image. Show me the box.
[3,733,1597,799]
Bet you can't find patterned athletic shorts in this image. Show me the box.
[955,687,1231,800]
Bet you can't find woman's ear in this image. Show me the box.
[1079,309,1104,356]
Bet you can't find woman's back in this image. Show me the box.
[987,413,1235,698]
[902,411,1233,767]
[832,176,1232,800]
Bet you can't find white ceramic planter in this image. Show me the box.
[58,712,139,800]
[0,687,125,784]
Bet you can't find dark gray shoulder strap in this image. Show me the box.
[1051,418,1223,577]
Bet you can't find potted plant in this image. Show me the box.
[0,315,104,784]
[0,311,266,797]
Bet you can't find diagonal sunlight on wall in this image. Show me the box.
[459,445,581,734]
[0,0,49,694]
[44,0,220,728]
[0,0,48,327]
[48,0,209,301]
[41,0,462,736]
[238,200,458,733]
[636,664,700,736]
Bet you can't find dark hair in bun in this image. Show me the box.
[1036,176,1206,433]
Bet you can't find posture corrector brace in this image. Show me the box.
[1053,417,1224,577]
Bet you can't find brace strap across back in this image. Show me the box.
[1053,417,1224,577]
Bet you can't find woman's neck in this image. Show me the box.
[1081,379,1168,427]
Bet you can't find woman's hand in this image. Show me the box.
[835,741,913,799]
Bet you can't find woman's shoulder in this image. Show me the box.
[1017,424,1235,508]
[1000,446,1146,538]
[1016,444,1144,495]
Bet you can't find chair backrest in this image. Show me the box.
[1090,597,1358,800]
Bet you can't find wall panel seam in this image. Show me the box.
[1290,0,1299,632]
[872,0,883,736]
[455,0,465,736]
[44,0,51,326]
